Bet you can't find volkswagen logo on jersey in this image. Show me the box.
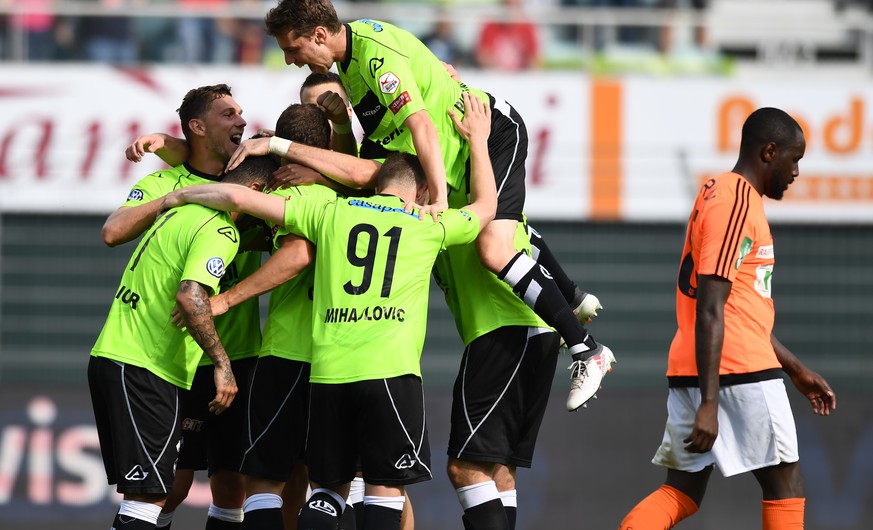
[127,189,144,201]
[206,257,226,278]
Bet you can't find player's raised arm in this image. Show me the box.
[406,110,449,218]
[210,235,314,317]
[176,280,237,414]
[448,93,495,226]
[125,133,190,166]
[163,183,286,227]
[102,199,166,247]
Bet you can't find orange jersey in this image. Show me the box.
[667,172,781,378]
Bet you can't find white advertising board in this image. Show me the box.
[1,65,871,222]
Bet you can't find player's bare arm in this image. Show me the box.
[687,274,732,453]
[101,200,166,247]
[269,163,365,197]
[212,234,314,317]
[315,90,357,157]
[228,135,380,189]
[124,133,189,166]
[405,110,449,219]
[176,280,237,415]
[449,92,496,226]
[164,183,286,227]
[771,334,836,415]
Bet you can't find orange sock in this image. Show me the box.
[762,498,805,529]
[618,484,698,530]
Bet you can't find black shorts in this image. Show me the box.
[88,356,181,495]
[177,356,256,475]
[239,356,311,481]
[487,95,528,222]
[305,375,431,488]
[448,327,559,468]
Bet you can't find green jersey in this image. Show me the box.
[433,187,547,345]
[339,20,489,192]
[91,205,239,389]
[283,194,480,383]
[122,164,262,364]
[259,184,338,363]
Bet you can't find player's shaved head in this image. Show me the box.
[739,107,803,157]
[376,153,426,191]
[222,156,279,188]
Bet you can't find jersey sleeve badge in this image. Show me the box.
[206,257,226,278]
[379,72,400,94]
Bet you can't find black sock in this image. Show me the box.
[112,513,158,530]
[241,508,284,530]
[297,491,343,530]
[461,499,510,530]
[499,252,588,352]
[361,504,401,530]
[503,505,516,530]
[206,517,242,530]
[353,502,364,530]
[527,224,579,304]
[338,503,356,530]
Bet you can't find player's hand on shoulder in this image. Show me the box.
[255,128,275,138]
[790,367,836,416]
[418,200,448,222]
[125,134,166,163]
[448,92,491,144]
[269,163,320,190]
[442,61,461,81]
[158,189,187,213]
[226,136,271,173]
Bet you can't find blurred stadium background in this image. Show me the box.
[0,1,871,529]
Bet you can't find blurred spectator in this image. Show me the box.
[659,0,708,53]
[78,0,137,64]
[176,0,235,63]
[475,0,540,70]
[421,15,463,66]
[235,18,265,64]
[234,0,265,64]
[133,0,177,63]
[9,0,56,60]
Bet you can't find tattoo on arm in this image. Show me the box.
[177,280,230,368]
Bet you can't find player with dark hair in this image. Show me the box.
[160,92,496,530]
[197,103,335,530]
[112,84,263,530]
[88,155,275,530]
[244,0,614,409]
[618,107,836,530]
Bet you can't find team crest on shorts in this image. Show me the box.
[206,257,226,278]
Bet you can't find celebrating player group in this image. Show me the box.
[88,1,835,530]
